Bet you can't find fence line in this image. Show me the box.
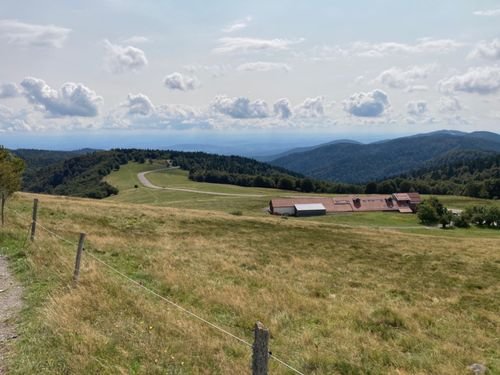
[4,203,305,375]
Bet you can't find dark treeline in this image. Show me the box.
[368,151,500,199]
[19,148,363,199]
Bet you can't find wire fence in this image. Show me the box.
[4,202,305,375]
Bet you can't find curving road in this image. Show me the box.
[137,168,266,197]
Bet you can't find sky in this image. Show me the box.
[0,0,500,150]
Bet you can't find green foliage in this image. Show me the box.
[418,197,450,227]
[463,206,500,229]
[379,151,500,199]
[0,147,25,198]
[18,148,363,199]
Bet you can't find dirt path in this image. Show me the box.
[0,255,22,374]
[137,168,266,197]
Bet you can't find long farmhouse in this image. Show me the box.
[270,193,421,217]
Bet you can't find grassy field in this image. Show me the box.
[0,191,499,374]
[104,162,500,238]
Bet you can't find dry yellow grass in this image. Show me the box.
[1,192,499,374]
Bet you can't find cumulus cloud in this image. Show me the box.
[222,16,252,33]
[213,37,304,54]
[273,98,292,119]
[20,77,102,117]
[438,66,500,95]
[473,9,500,16]
[0,83,20,99]
[163,72,200,91]
[211,95,270,119]
[237,62,291,72]
[375,65,433,89]
[107,93,205,130]
[438,96,462,113]
[126,93,155,116]
[0,19,71,48]
[103,40,148,73]
[469,39,500,60]
[295,97,325,117]
[406,100,428,116]
[343,89,389,117]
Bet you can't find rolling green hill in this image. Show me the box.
[270,131,500,183]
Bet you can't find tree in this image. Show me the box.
[277,177,294,190]
[417,202,440,225]
[365,182,378,194]
[417,197,447,226]
[0,147,25,225]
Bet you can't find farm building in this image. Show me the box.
[269,193,421,216]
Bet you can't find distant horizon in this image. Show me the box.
[2,128,498,157]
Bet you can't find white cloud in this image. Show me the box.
[438,96,462,113]
[273,98,292,119]
[343,89,390,117]
[126,93,155,116]
[213,37,304,54]
[406,100,428,116]
[375,65,434,89]
[0,104,33,132]
[438,66,500,95]
[163,72,200,91]
[473,9,500,16]
[103,39,148,73]
[294,97,324,117]
[211,95,270,119]
[222,16,252,33]
[469,39,500,60]
[0,83,20,99]
[108,93,205,130]
[353,38,462,57]
[237,62,291,72]
[20,77,102,117]
[0,19,71,48]
[313,38,463,60]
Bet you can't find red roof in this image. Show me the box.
[270,193,419,214]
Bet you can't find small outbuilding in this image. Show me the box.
[294,203,326,217]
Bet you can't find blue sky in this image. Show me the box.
[1,0,500,149]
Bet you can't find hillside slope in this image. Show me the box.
[270,131,500,183]
[377,150,500,198]
[1,192,499,374]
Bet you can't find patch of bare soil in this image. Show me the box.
[0,255,22,374]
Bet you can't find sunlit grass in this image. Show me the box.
[1,192,499,374]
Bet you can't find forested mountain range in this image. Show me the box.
[269,131,500,183]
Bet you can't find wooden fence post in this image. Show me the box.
[252,321,269,375]
[30,198,39,241]
[72,233,86,285]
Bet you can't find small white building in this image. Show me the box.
[294,203,327,217]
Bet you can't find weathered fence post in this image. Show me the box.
[1,193,5,226]
[72,233,86,285]
[252,321,269,375]
[30,198,39,241]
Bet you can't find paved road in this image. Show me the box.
[137,168,266,197]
